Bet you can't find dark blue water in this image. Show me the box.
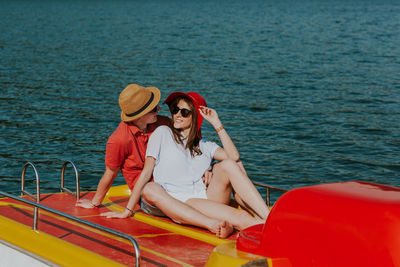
[1,0,399,200]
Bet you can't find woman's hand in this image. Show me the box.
[202,170,213,186]
[199,106,222,128]
[200,106,240,162]
[100,210,132,219]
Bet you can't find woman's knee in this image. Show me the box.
[141,182,163,203]
[218,159,238,172]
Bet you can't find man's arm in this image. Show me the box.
[101,157,155,218]
[76,167,119,208]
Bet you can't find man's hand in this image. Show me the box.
[76,199,98,209]
[100,210,131,219]
[202,170,213,186]
[75,167,119,209]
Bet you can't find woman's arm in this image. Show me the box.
[199,106,239,161]
[100,157,156,218]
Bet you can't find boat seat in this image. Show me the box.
[237,181,400,267]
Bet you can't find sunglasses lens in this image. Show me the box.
[151,105,158,113]
[171,105,192,117]
[181,109,191,117]
[171,105,179,114]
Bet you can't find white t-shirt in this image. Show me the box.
[146,126,219,201]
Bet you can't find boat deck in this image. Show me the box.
[0,185,237,266]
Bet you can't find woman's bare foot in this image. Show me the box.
[216,221,233,238]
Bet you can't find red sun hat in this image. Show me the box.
[163,92,207,139]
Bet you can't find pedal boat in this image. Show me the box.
[1,161,399,266]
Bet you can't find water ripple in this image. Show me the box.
[1,0,399,194]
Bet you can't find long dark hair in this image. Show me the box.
[168,96,202,157]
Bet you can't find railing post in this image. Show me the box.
[251,180,287,208]
[61,161,80,200]
[21,162,40,230]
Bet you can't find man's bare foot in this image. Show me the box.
[216,221,233,239]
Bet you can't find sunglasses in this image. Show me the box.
[149,105,159,113]
[170,105,192,117]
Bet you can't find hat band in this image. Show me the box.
[125,92,154,118]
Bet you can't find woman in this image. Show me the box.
[101,92,269,238]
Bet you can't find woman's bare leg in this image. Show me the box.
[141,182,233,238]
[207,159,269,220]
[185,198,264,230]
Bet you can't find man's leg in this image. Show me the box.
[141,182,233,238]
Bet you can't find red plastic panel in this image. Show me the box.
[237,181,400,267]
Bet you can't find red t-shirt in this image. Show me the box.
[105,115,171,189]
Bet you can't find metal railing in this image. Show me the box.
[60,160,80,200]
[21,161,40,230]
[252,181,287,207]
[13,161,141,265]
[0,191,141,266]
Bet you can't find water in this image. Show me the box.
[1,0,399,201]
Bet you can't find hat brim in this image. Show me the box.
[164,91,206,106]
[164,92,190,106]
[121,86,161,122]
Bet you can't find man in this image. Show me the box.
[76,84,170,208]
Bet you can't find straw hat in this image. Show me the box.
[163,92,207,139]
[119,84,161,122]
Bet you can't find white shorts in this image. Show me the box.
[167,188,208,203]
[157,178,209,203]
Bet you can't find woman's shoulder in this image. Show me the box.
[152,125,173,137]
[199,138,215,144]
[154,125,171,132]
[199,138,220,156]
[148,125,175,149]
[200,138,219,148]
